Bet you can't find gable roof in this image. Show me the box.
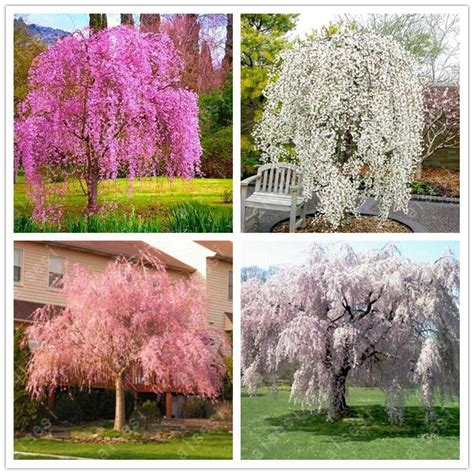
[42,241,195,273]
[195,241,233,261]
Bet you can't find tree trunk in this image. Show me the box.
[140,14,160,33]
[327,370,351,419]
[114,375,126,431]
[120,14,134,26]
[415,163,422,180]
[86,173,99,214]
[222,14,233,71]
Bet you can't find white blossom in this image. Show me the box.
[254,32,424,228]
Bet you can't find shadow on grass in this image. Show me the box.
[265,405,460,443]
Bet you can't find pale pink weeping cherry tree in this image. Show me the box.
[242,243,459,423]
[15,25,202,223]
[25,256,226,431]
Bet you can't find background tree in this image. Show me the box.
[89,13,107,31]
[120,14,134,26]
[254,32,424,228]
[25,256,227,431]
[14,327,46,432]
[199,76,233,178]
[15,26,202,221]
[422,84,460,164]
[140,13,161,33]
[222,14,233,71]
[339,14,460,173]
[341,14,459,85]
[13,18,46,114]
[242,243,459,422]
[241,14,298,176]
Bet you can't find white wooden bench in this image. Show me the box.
[241,163,307,232]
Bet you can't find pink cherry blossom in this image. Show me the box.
[15,25,202,220]
[242,243,459,422]
[25,254,226,430]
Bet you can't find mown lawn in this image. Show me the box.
[241,386,459,460]
[14,175,232,232]
[15,430,232,460]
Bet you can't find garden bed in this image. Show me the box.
[272,215,412,233]
[411,167,460,198]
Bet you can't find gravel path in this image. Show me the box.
[243,194,459,233]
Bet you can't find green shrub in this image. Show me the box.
[410,181,436,195]
[201,127,233,178]
[222,356,233,401]
[210,401,232,422]
[131,400,162,431]
[182,397,207,418]
[199,73,233,179]
[168,203,232,233]
[14,327,46,432]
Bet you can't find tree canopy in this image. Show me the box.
[242,243,459,422]
[15,25,202,221]
[254,32,424,228]
[25,255,227,430]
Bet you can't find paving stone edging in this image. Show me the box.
[410,194,459,203]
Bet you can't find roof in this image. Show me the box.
[195,241,233,261]
[41,241,196,273]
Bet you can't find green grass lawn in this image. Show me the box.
[14,175,232,232]
[15,430,232,460]
[241,386,459,460]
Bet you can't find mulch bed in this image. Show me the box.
[420,167,459,197]
[272,215,412,233]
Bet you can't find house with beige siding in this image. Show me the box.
[13,240,230,418]
[152,240,233,336]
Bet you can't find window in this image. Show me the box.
[14,248,23,282]
[48,255,65,289]
[228,270,233,300]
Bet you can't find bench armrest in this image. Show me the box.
[290,185,300,194]
[241,175,258,187]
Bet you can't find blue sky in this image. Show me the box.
[242,241,460,268]
[17,14,91,32]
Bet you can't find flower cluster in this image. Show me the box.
[254,32,424,228]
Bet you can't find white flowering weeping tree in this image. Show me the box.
[254,32,424,228]
[241,243,459,423]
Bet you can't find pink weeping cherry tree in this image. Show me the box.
[15,25,202,222]
[24,256,226,431]
[242,243,459,423]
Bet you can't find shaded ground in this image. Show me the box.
[241,386,459,460]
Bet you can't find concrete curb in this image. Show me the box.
[14,451,90,460]
[410,194,460,204]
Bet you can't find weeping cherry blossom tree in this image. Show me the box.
[25,256,226,431]
[242,243,459,423]
[15,25,202,223]
[254,32,424,228]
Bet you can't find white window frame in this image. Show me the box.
[48,255,66,290]
[14,248,23,284]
